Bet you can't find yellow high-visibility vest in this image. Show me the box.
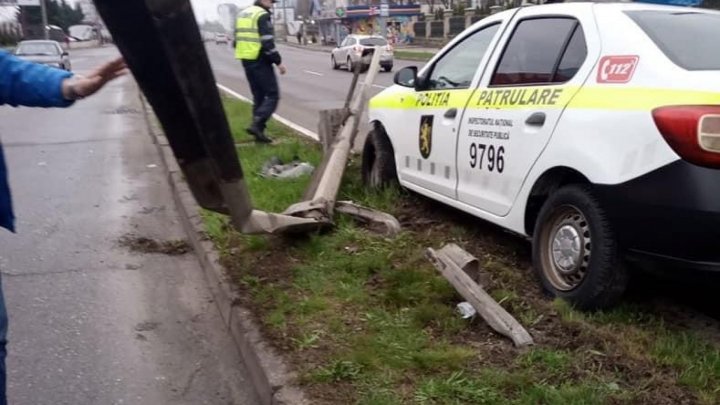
[235,5,267,60]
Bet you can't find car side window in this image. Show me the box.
[553,25,587,82]
[425,23,500,91]
[491,18,584,86]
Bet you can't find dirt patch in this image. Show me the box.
[119,234,190,255]
[135,321,160,332]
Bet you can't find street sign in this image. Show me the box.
[369,6,378,16]
[18,0,41,5]
[335,7,345,18]
[380,4,389,17]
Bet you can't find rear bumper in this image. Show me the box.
[352,53,393,65]
[594,160,720,272]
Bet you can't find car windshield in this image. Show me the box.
[360,38,387,46]
[17,43,59,56]
[626,10,720,70]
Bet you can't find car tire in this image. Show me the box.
[331,55,338,70]
[362,127,397,189]
[347,57,353,72]
[383,65,393,72]
[532,184,628,310]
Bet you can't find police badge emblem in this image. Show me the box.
[419,115,433,159]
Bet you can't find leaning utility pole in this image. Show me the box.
[40,0,48,39]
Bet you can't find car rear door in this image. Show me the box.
[456,6,599,216]
[397,15,509,198]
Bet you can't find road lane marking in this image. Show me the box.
[372,84,387,89]
[302,70,323,77]
[216,83,319,141]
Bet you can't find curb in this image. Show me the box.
[140,96,310,405]
[281,41,332,54]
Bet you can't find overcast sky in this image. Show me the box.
[190,0,254,22]
[63,0,252,23]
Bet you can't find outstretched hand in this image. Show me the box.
[63,57,128,100]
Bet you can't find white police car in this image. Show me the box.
[362,3,720,309]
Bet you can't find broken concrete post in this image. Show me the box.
[335,201,401,237]
[426,244,534,348]
[318,109,346,154]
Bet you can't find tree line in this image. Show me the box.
[17,0,85,32]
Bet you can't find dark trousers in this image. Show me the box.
[242,60,279,131]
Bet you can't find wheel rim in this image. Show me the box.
[539,205,591,291]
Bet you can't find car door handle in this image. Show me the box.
[525,112,546,126]
[444,108,458,119]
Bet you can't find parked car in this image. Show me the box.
[364,3,720,309]
[331,35,394,72]
[15,40,71,71]
[215,33,229,45]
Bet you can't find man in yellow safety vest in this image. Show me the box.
[234,0,287,144]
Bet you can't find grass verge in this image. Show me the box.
[204,96,720,404]
[394,50,436,62]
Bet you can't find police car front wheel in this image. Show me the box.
[362,127,397,189]
[532,185,628,310]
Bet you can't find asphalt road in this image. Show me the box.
[206,43,423,143]
[0,47,258,405]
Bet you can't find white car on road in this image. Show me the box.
[15,40,71,71]
[364,3,720,309]
[331,34,394,72]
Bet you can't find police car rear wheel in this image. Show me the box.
[362,128,397,189]
[331,56,338,70]
[533,185,628,310]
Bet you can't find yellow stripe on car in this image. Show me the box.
[370,87,720,111]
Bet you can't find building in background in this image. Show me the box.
[311,0,421,46]
[77,0,100,24]
[0,4,21,45]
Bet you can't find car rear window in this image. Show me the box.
[626,10,720,70]
[17,43,58,55]
[360,38,387,46]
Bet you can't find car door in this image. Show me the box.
[456,9,596,216]
[335,37,349,62]
[397,17,508,199]
[342,37,356,64]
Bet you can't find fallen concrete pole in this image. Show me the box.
[95,0,326,235]
[285,47,384,221]
[335,201,401,237]
[426,244,534,348]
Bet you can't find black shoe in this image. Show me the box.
[246,123,260,136]
[247,117,273,144]
[253,132,273,144]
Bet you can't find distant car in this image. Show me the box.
[215,33,229,45]
[15,40,71,71]
[331,35,394,72]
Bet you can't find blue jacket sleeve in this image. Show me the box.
[0,50,74,108]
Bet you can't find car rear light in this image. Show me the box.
[699,115,720,152]
[652,106,720,168]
